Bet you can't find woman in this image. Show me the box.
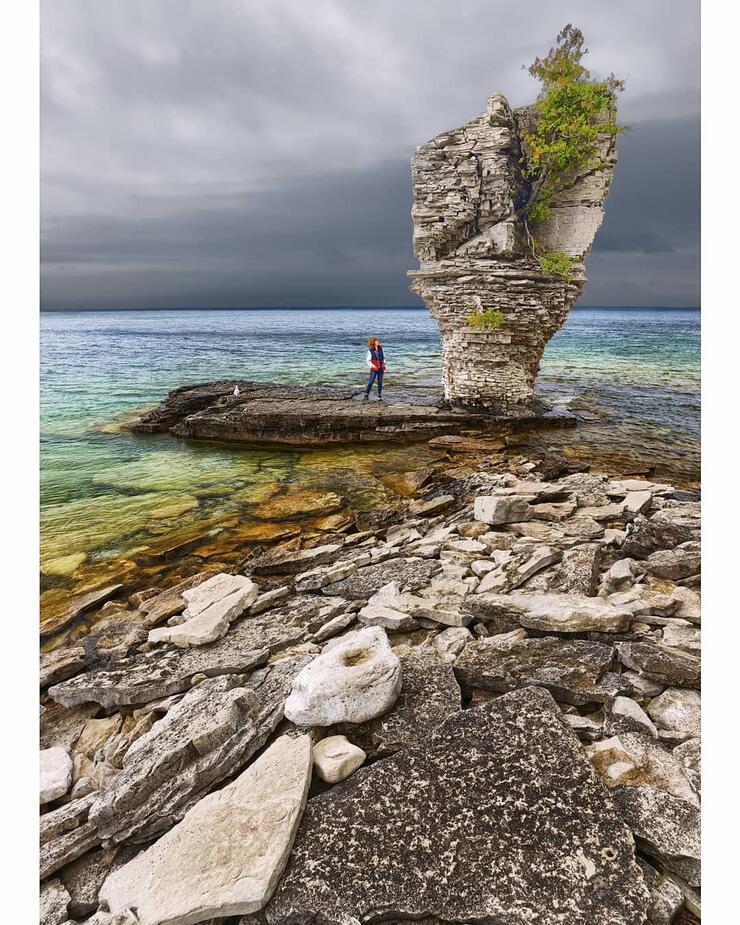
[363,336,386,401]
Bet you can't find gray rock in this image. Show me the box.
[643,547,700,581]
[284,627,401,726]
[100,734,313,923]
[524,543,603,596]
[616,642,700,689]
[294,560,356,592]
[40,878,71,925]
[476,546,561,593]
[48,609,313,708]
[41,647,90,689]
[469,591,632,633]
[563,713,603,742]
[59,848,128,919]
[181,572,256,616]
[41,747,73,804]
[647,688,700,741]
[259,688,649,925]
[623,491,653,515]
[604,696,658,738]
[454,635,616,706]
[40,794,100,880]
[248,543,342,576]
[321,558,439,600]
[660,624,700,652]
[331,646,461,757]
[673,738,701,796]
[621,513,696,560]
[637,857,685,925]
[587,733,700,885]
[357,604,418,631]
[433,626,474,661]
[473,495,533,525]
[88,659,307,845]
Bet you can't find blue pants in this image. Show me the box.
[366,369,383,396]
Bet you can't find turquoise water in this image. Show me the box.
[40,308,699,612]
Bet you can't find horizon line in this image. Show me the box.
[40,304,701,313]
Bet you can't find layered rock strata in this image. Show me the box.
[409,92,617,406]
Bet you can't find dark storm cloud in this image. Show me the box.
[41,0,700,309]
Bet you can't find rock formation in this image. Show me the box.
[409,92,617,406]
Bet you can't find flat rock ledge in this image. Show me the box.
[128,381,575,447]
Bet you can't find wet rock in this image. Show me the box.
[647,689,700,741]
[333,647,461,757]
[284,627,401,726]
[322,558,439,600]
[587,733,700,885]
[604,696,658,738]
[40,878,71,925]
[41,746,73,804]
[473,495,533,525]
[253,491,345,521]
[454,635,616,706]
[41,585,124,639]
[89,659,307,845]
[616,643,700,689]
[470,591,632,633]
[260,688,649,925]
[100,734,313,923]
[40,794,100,879]
[313,735,366,783]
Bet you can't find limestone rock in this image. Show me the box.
[474,495,533,525]
[261,688,648,925]
[357,604,417,631]
[332,646,461,757]
[434,626,473,661]
[181,572,256,616]
[41,647,89,689]
[40,878,71,925]
[643,547,701,581]
[59,848,128,919]
[284,627,401,726]
[637,857,685,925]
[89,659,307,845]
[454,635,616,706]
[673,738,701,796]
[587,733,700,885]
[470,591,632,633]
[321,558,439,600]
[604,696,658,738]
[41,585,123,638]
[647,688,700,741]
[248,543,341,577]
[313,735,366,783]
[621,513,696,560]
[616,642,700,689]
[41,747,73,804]
[100,734,313,923]
[523,543,603,596]
[40,794,100,879]
[148,580,259,646]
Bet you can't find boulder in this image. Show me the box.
[284,627,401,726]
[621,514,695,560]
[469,592,632,633]
[41,747,73,804]
[89,659,308,845]
[260,688,649,925]
[473,495,533,525]
[587,733,700,885]
[622,491,653,515]
[616,642,700,689]
[100,734,312,924]
[331,647,462,757]
[660,624,700,652]
[313,735,366,783]
[647,688,700,741]
[454,635,616,706]
[59,848,128,919]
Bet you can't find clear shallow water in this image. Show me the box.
[40,308,699,621]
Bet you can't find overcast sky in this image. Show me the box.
[41,0,700,309]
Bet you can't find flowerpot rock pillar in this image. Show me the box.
[408,93,616,407]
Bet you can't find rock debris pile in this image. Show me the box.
[40,452,700,925]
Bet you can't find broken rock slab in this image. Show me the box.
[40,878,71,925]
[41,746,73,804]
[40,794,100,880]
[647,688,701,741]
[89,659,308,845]
[259,687,649,925]
[100,734,313,924]
[473,495,533,525]
[616,642,700,689]
[313,735,366,783]
[148,580,259,646]
[454,635,616,706]
[469,591,632,633]
[284,627,401,726]
[321,557,440,600]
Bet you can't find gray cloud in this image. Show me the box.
[41,0,700,309]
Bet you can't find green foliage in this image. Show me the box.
[465,308,505,329]
[522,24,624,227]
[536,249,578,279]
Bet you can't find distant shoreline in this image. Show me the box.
[41,305,701,313]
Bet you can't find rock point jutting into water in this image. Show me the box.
[409,92,616,406]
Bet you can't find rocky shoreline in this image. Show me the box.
[128,381,576,446]
[40,443,701,925]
